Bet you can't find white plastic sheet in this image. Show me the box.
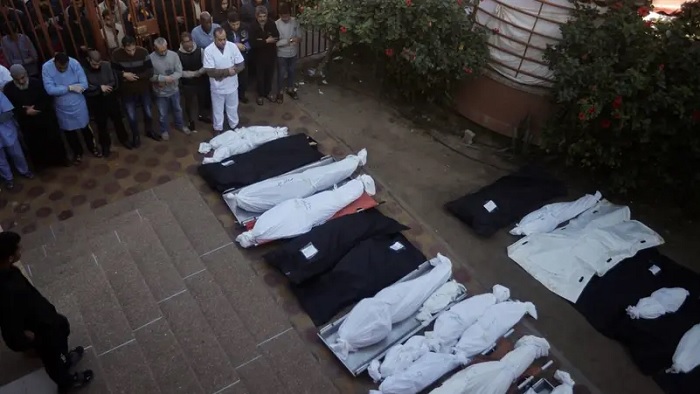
[510,191,602,236]
[453,300,538,360]
[550,370,575,394]
[236,175,376,247]
[626,287,689,320]
[368,336,430,382]
[371,352,468,394]
[374,254,453,324]
[416,280,466,323]
[508,200,664,302]
[228,148,368,213]
[425,285,510,353]
[198,126,288,164]
[431,335,550,394]
[329,299,392,360]
[668,323,700,374]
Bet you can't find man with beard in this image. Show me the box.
[224,12,250,104]
[42,52,101,164]
[150,37,187,140]
[84,51,131,156]
[4,64,69,170]
[249,5,278,105]
[203,27,244,135]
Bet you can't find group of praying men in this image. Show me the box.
[0,3,301,191]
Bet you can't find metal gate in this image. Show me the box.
[0,0,325,66]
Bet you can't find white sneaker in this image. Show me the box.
[161,132,170,141]
[181,127,192,135]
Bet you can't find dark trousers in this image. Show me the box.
[256,57,275,98]
[90,97,129,152]
[181,82,209,124]
[64,126,97,157]
[36,314,73,388]
[238,66,249,99]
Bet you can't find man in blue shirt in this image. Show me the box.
[42,53,101,164]
[0,91,32,190]
[191,12,220,49]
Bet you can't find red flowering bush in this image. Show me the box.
[544,0,700,197]
[296,0,489,102]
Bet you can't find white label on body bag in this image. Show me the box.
[300,243,318,260]
[483,200,497,213]
[649,265,661,275]
[389,242,405,251]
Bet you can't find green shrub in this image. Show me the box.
[296,0,490,102]
[544,0,700,196]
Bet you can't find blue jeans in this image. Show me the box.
[277,56,297,92]
[123,92,153,135]
[155,92,185,134]
[0,141,30,181]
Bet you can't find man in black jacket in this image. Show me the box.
[84,50,131,156]
[249,5,278,105]
[0,232,93,393]
[178,31,208,132]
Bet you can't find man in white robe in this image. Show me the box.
[203,27,245,135]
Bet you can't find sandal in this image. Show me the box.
[275,93,284,104]
[287,89,299,100]
[267,94,276,102]
[92,149,103,158]
[256,97,264,106]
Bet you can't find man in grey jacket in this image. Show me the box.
[150,37,189,140]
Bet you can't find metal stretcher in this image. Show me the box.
[318,261,468,376]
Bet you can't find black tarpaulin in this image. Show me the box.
[198,134,323,192]
[291,233,426,326]
[444,165,566,237]
[574,248,700,392]
[263,208,409,285]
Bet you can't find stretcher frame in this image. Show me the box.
[318,261,468,376]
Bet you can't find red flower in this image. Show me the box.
[659,64,665,71]
[463,66,473,74]
[578,112,586,121]
[457,0,463,5]
[692,110,700,122]
[405,0,412,6]
[491,28,500,34]
[340,26,347,33]
[611,2,623,10]
[600,119,612,129]
[588,106,596,114]
[612,96,623,109]
[638,6,650,17]
[385,48,394,57]
[645,21,654,28]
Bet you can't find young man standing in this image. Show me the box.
[112,36,157,146]
[178,32,208,133]
[42,52,101,163]
[0,231,93,393]
[249,5,279,105]
[150,37,188,140]
[84,50,131,156]
[0,91,33,190]
[203,27,245,135]
[275,3,301,101]
[224,12,251,103]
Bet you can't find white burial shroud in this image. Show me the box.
[198,126,288,164]
[235,174,375,248]
[452,300,537,360]
[367,335,430,383]
[430,335,550,394]
[510,191,602,236]
[626,287,689,320]
[329,255,452,359]
[550,370,576,394]
[508,200,664,302]
[370,352,468,394]
[668,323,700,374]
[425,284,511,353]
[416,280,465,323]
[228,148,368,213]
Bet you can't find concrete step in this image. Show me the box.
[134,318,204,394]
[199,244,289,343]
[93,240,162,331]
[158,291,238,394]
[99,339,160,394]
[235,356,288,394]
[152,176,232,256]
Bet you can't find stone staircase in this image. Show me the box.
[1,177,339,394]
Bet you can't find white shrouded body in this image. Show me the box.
[371,352,468,394]
[235,175,375,247]
[198,126,288,163]
[367,336,430,382]
[228,149,367,212]
[669,323,700,374]
[626,287,689,320]
[430,335,550,394]
[511,191,602,236]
